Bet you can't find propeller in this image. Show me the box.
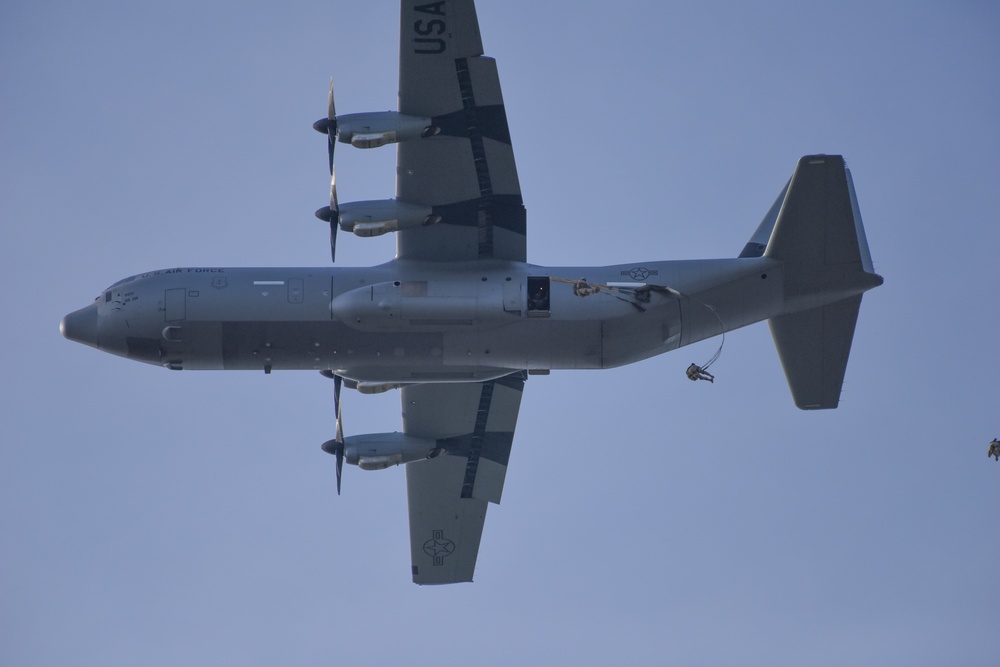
[313,78,340,262]
[320,371,345,494]
[312,78,338,170]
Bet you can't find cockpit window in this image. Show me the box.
[107,274,139,289]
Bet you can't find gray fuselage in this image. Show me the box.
[62,257,788,385]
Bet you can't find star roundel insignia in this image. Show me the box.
[628,267,650,281]
[423,536,456,559]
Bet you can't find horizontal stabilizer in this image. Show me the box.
[769,295,862,409]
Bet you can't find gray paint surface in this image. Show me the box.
[5,0,999,664]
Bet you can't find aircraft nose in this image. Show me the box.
[61,304,99,348]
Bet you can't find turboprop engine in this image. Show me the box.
[340,432,440,471]
[313,110,438,149]
[312,82,444,261]
[335,199,441,237]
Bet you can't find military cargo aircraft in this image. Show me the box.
[61,0,883,584]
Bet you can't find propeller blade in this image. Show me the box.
[327,77,336,123]
[312,78,338,172]
[336,448,344,496]
[327,133,336,174]
[320,372,346,495]
[326,78,337,173]
[334,373,344,495]
[330,222,338,263]
[328,165,339,262]
[334,374,343,437]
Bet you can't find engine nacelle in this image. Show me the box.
[332,111,437,149]
[338,199,440,237]
[344,432,439,470]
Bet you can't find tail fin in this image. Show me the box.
[759,155,883,410]
[738,179,789,259]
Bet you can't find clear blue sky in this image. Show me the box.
[3,1,999,665]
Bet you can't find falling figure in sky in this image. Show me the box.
[686,363,714,383]
[988,439,1000,462]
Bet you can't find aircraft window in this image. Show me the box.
[527,276,550,316]
[105,291,112,303]
[107,274,138,289]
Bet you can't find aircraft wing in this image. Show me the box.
[396,0,526,262]
[402,372,526,584]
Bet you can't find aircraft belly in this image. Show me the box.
[159,322,224,370]
[526,320,603,370]
[677,264,785,348]
[128,261,784,375]
[600,301,682,369]
[444,319,603,371]
[217,320,451,373]
[203,298,666,375]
